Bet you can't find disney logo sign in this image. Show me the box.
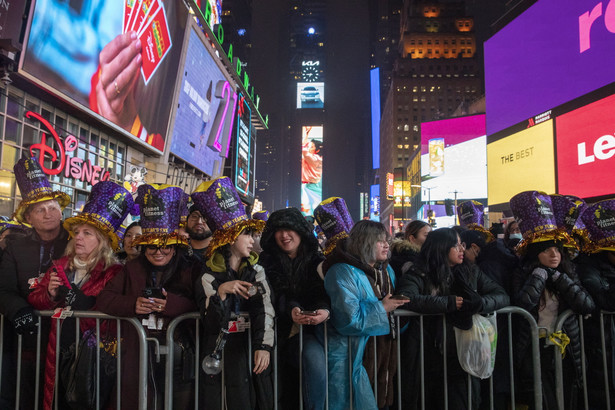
[26,111,111,187]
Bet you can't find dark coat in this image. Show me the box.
[96,252,198,409]
[389,239,420,280]
[511,265,595,382]
[477,239,519,295]
[0,227,70,320]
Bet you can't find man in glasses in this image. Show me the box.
[185,205,212,262]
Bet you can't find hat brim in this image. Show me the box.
[13,191,71,223]
[323,231,348,256]
[63,214,120,251]
[466,224,495,243]
[515,230,576,255]
[132,232,190,248]
[206,219,266,258]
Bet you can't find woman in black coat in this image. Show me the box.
[397,228,509,410]
[512,240,595,410]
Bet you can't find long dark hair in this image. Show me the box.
[415,227,459,294]
[522,240,575,277]
[405,220,430,241]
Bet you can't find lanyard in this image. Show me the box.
[39,243,54,275]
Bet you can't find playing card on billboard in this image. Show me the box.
[556,93,615,199]
[139,5,172,84]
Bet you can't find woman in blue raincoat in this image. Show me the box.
[323,220,407,409]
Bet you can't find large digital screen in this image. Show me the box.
[484,0,615,135]
[420,115,487,202]
[296,82,325,109]
[487,120,555,206]
[21,0,189,153]
[556,93,615,199]
[301,126,323,216]
[169,25,237,177]
[234,94,252,197]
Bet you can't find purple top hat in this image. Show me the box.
[13,157,71,223]
[581,199,615,253]
[0,216,28,233]
[132,184,189,247]
[63,181,134,250]
[314,197,354,255]
[510,190,574,252]
[457,201,484,228]
[252,210,270,222]
[191,177,264,257]
[550,194,587,233]
[179,192,190,226]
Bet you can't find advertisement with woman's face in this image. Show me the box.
[21,0,189,153]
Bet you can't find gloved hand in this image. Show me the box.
[63,284,96,310]
[13,306,38,335]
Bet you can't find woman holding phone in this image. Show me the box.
[97,184,199,409]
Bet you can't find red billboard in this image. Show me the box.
[556,93,615,198]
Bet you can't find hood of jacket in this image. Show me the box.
[260,207,319,255]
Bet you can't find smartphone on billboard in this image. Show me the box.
[429,138,445,177]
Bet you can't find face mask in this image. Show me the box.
[509,233,523,240]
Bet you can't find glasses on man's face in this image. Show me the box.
[188,213,205,222]
[145,245,172,254]
[454,242,466,251]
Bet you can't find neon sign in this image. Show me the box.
[27,111,111,186]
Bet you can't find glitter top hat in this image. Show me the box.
[550,194,588,246]
[13,157,71,223]
[314,197,354,255]
[457,200,494,243]
[63,181,134,250]
[510,190,574,253]
[132,184,189,247]
[252,210,270,222]
[581,199,615,253]
[191,177,264,257]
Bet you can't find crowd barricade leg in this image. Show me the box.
[0,311,149,410]
[600,312,613,410]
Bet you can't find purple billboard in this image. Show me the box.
[484,0,615,135]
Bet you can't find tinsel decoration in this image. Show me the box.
[206,219,266,258]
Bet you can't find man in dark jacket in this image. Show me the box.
[0,157,71,409]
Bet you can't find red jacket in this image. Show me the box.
[28,255,122,410]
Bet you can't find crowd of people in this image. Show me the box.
[0,158,614,410]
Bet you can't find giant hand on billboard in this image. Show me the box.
[22,0,187,153]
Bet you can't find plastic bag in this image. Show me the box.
[454,313,497,379]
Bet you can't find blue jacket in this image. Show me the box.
[324,262,395,410]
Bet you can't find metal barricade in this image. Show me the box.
[553,309,615,410]
[0,311,148,410]
[392,307,543,410]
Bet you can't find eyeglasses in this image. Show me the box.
[378,239,392,247]
[454,242,466,251]
[188,213,206,222]
[145,245,173,254]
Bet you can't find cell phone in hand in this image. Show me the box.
[390,294,410,301]
[143,287,165,299]
[300,310,319,316]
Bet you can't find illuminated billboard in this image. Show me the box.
[169,25,237,177]
[556,93,615,199]
[21,0,189,153]
[296,82,325,109]
[487,120,555,206]
[420,115,487,202]
[301,126,323,216]
[484,0,615,135]
[234,94,253,197]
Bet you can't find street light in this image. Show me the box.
[411,185,436,210]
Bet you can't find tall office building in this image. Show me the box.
[379,0,483,226]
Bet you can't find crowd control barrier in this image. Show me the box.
[0,306,565,410]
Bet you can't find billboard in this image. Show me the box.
[169,25,237,177]
[487,120,555,206]
[21,0,188,153]
[420,115,487,202]
[484,0,615,135]
[301,126,323,216]
[234,94,253,197]
[296,82,325,109]
[556,93,615,198]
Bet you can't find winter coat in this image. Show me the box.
[27,255,122,410]
[477,239,519,295]
[324,261,396,410]
[96,252,198,409]
[0,227,70,321]
[389,239,420,279]
[511,265,595,382]
[195,251,275,409]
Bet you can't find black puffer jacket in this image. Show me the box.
[511,265,595,381]
[477,239,519,295]
[258,208,328,341]
[575,252,615,311]
[389,239,420,280]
